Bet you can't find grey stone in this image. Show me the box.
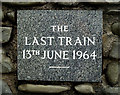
[102,33,117,57]
[0,27,12,43]
[0,10,4,20]
[75,84,95,94]
[111,22,120,36]
[109,41,120,59]
[18,84,70,93]
[104,87,119,94]
[0,80,12,94]
[106,61,119,85]
[17,10,102,81]
[0,54,15,73]
[105,0,120,3]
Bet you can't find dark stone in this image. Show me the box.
[111,22,120,36]
[6,11,16,23]
[17,10,102,81]
[2,2,46,7]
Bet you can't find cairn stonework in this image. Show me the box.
[1,2,119,95]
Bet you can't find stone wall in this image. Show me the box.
[0,2,120,95]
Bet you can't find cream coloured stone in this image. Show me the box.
[75,84,95,94]
[18,84,70,93]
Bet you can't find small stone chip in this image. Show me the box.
[75,84,95,94]
[18,84,70,93]
[0,27,12,43]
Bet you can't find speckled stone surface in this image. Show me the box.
[17,10,102,82]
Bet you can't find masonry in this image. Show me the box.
[1,2,119,95]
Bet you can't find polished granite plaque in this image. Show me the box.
[17,10,102,81]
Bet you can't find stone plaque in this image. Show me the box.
[17,10,102,82]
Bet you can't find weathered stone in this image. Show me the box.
[109,41,120,59]
[104,87,119,94]
[106,61,119,86]
[105,0,120,3]
[0,80,12,94]
[6,11,15,23]
[0,48,15,74]
[0,54,15,73]
[89,0,120,2]
[75,84,95,94]
[0,47,6,54]
[88,0,119,4]
[58,2,79,6]
[107,10,120,15]
[111,22,120,36]
[48,0,120,3]
[0,27,12,43]
[18,84,70,93]
[102,33,117,57]
[0,10,4,20]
